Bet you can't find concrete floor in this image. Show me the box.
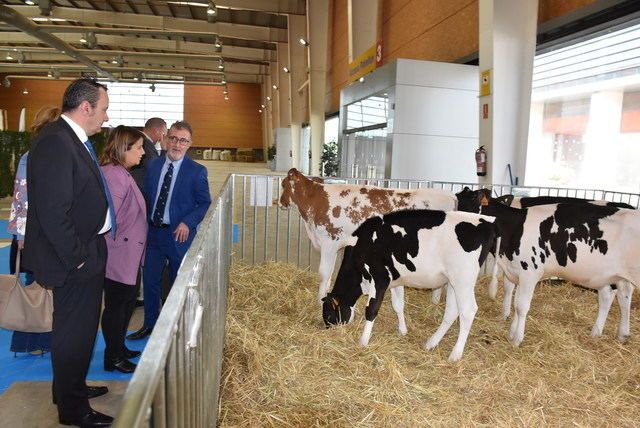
[0,159,274,426]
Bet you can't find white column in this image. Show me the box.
[581,90,624,189]
[288,14,307,170]
[479,0,538,185]
[307,0,329,176]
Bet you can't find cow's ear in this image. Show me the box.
[462,186,470,192]
[287,168,296,177]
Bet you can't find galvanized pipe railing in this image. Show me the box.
[113,176,233,427]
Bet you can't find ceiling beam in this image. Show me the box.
[8,5,288,43]
[0,5,117,80]
[181,0,306,15]
[0,32,277,61]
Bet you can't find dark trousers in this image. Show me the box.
[142,227,182,328]
[101,275,139,361]
[52,236,106,421]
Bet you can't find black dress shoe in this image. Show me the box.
[126,326,152,340]
[104,357,137,373]
[59,408,113,427]
[123,347,141,359]
[135,299,144,307]
[53,385,108,404]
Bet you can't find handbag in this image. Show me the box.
[0,251,53,333]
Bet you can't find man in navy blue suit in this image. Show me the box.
[127,120,211,340]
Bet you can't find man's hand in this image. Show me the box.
[17,239,24,251]
[174,222,190,243]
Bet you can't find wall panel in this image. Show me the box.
[0,77,67,131]
[184,83,263,149]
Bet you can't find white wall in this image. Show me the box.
[390,59,479,182]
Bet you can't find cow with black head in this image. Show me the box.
[456,187,638,345]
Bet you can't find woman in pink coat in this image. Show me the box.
[99,126,147,373]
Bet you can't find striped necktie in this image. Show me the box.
[83,140,117,238]
[152,162,174,227]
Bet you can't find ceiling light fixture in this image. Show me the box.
[258,109,262,113]
[224,95,229,100]
[266,96,271,101]
[214,36,222,52]
[31,17,69,22]
[359,76,365,83]
[47,70,53,78]
[299,38,309,46]
[150,83,156,92]
[3,77,10,88]
[6,53,13,60]
[283,66,290,73]
[221,77,226,84]
[272,84,278,90]
[24,0,35,5]
[207,1,217,22]
[260,104,265,108]
[22,88,29,95]
[218,58,224,71]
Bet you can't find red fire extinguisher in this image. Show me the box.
[475,145,487,176]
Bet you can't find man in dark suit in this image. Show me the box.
[127,121,211,340]
[25,78,114,427]
[130,117,165,192]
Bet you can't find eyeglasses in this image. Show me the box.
[167,135,191,145]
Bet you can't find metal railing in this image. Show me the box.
[113,175,233,428]
[113,172,639,427]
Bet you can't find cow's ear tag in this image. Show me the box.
[480,195,489,206]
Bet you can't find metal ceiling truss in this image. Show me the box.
[0,1,300,84]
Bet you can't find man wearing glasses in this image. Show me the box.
[127,121,211,340]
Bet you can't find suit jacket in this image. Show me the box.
[24,118,108,288]
[102,163,148,285]
[129,135,159,193]
[144,155,211,256]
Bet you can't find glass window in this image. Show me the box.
[99,81,184,127]
[526,21,640,192]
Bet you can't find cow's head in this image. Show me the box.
[279,168,325,209]
[321,293,352,328]
[456,187,492,213]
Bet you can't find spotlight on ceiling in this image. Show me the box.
[81,32,97,49]
[136,72,143,82]
[283,66,290,73]
[52,69,60,79]
[224,95,229,100]
[47,70,53,78]
[266,96,271,101]
[218,58,224,71]
[24,0,35,5]
[6,52,14,60]
[272,84,278,90]
[3,77,10,88]
[221,77,226,84]
[16,51,25,64]
[258,109,262,113]
[299,38,309,46]
[207,1,217,22]
[214,36,222,52]
[260,104,265,108]
[358,76,365,83]
[150,83,156,92]
[22,88,29,95]
[223,87,228,95]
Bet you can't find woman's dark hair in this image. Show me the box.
[99,125,145,167]
[62,78,108,113]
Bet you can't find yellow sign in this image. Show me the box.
[348,44,377,83]
[480,69,491,97]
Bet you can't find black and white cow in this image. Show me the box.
[489,193,634,321]
[456,187,638,346]
[322,209,496,361]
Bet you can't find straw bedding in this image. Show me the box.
[219,262,640,427]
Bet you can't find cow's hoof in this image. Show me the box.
[447,350,463,362]
[398,326,408,336]
[424,337,439,351]
[500,313,510,321]
[590,326,603,337]
[617,334,630,343]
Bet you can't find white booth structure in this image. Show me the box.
[339,59,480,183]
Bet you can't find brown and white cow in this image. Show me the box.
[280,168,457,303]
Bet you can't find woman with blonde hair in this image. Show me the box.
[99,125,147,373]
[7,106,61,354]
